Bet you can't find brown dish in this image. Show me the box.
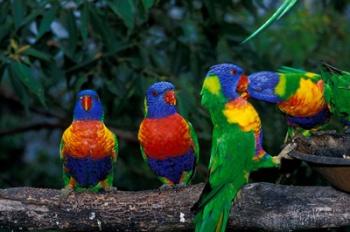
[289,133,350,193]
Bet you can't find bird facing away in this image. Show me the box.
[193,64,283,232]
[322,63,350,127]
[246,67,329,139]
[60,90,118,192]
[138,81,199,187]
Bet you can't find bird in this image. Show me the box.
[60,89,118,192]
[322,63,350,127]
[193,63,290,232]
[246,66,330,140]
[138,81,199,187]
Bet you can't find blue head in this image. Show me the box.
[73,90,104,121]
[145,82,177,118]
[207,63,246,100]
[247,71,282,103]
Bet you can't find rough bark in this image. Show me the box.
[0,183,350,231]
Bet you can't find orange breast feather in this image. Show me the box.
[62,121,115,159]
[278,79,326,117]
[138,113,193,160]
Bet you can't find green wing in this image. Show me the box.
[188,121,200,163]
[322,63,350,75]
[194,128,255,232]
[242,0,298,43]
[59,139,64,160]
[140,145,148,161]
[278,66,306,74]
[113,134,119,163]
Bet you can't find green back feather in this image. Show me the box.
[188,121,200,163]
[275,67,321,100]
[195,84,256,232]
[322,70,350,122]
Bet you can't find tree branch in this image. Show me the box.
[0,183,349,231]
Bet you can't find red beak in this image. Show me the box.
[164,90,176,105]
[237,74,249,99]
[81,96,92,111]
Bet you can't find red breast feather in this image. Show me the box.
[62,121,115,159]
[138,113,193,160]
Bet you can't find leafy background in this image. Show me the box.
[1,0,350,192]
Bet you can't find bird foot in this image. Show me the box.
[311,130,337,136]
[274,143,297,164]
[173,183,188,192]
[174,183,187,189]
[59,186,73,201]
[159,184,173,191]
[103,186,117,192]
[344,127,350,134]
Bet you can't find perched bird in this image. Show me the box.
[138,82,199,187]
[246,67,329,139]
[322,63,350,126]
[60,90,118,192]
[193,64,287,232]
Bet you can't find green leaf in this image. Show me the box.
[107,0,135,29]
[0,22,12,43]
[143,0,155,10]
[11,0,26,29]
[8,66,30,112]
[89,7,119,52]
[10,61,45,106]
[22,47,51,61]
[65,10,78,54]
[37,7,56,39]
[242,0,298,43]
[80,2,89,42]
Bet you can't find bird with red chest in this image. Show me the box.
[138,82,199,187]
[60,90,118,193]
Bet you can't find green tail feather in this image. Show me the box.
[194,183,241,232]
[278,66,306,74]
[242,0,298,43]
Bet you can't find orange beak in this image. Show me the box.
[237,74,249,99]
[81,96,92,111]
[164,90,176,105]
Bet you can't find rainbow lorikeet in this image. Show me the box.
[246,67,329,139]
[60,90,118,192]
[322,63,350,126]
[138,82,199,187]
[193,64,288,232]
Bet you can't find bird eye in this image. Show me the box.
[231,69,237,75]
[152,91,158,97]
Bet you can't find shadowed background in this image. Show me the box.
[1,0,350,191]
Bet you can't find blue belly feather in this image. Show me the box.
[286,108,330,129]
[65,155,112,187]
[147,149,196,184]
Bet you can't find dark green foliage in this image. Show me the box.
[1,0,349,190]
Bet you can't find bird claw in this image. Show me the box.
[103,186,117,192]
[59,187,73,201]
[279,143,297,160]
[173,183,187,192]
[159,184,172,191]
[174,183,187,189]
[274,143,297,164]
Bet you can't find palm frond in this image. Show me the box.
[242,0,298,43]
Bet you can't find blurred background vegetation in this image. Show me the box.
[1,0,350,191]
